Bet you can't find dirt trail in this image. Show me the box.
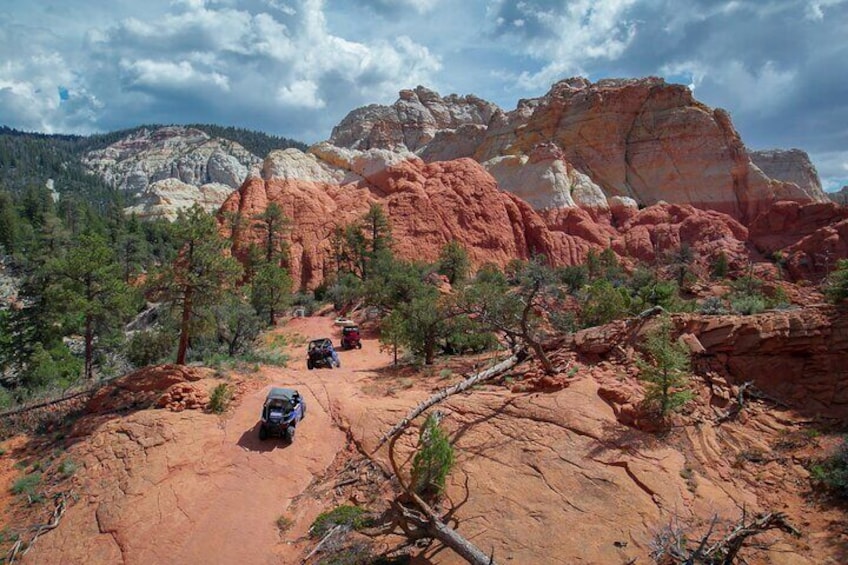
[24,316,391,565]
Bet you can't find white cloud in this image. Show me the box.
[0,0,442,139]
[494,0,639,88]
[121,59,231,92]
[806,0,848,20]
[277,79,325,108]
[708,60,797,114]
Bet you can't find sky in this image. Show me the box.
[1,0,846,191]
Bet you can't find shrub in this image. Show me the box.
[824,259,848,303]
[411,413,455,500]
[637,316,693,418]
[127,330,174,367]
[291,292,317,316]
[699,296,727,315]
[208,383,232,414]
[58,459,77,478]
[711,251,729,279]
[579,279,631,327]
[276,514,293,532]
[310,505,371,538]
[730,294,766,315]
[811,437,848,497]
[556,264,588,292]
[11,472,41,496]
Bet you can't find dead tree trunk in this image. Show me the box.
[375,349,526,450]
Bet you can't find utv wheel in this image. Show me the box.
[307,359,314,370]
[259,425,268,441]
[357,342,362,349]
[285,426,295,443]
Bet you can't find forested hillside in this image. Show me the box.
[0,124,307,407]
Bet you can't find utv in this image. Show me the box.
[258,387,306,443]
[340,325,362,350]
[307,338,340,370]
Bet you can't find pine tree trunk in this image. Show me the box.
[177,287,193,365]
[84,316,94,380]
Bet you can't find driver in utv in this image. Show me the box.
[258,387,306,443]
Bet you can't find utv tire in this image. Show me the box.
[259,425,268,441]
[357,342,362,349]
[307,359,314,370]
[285,426,295,443]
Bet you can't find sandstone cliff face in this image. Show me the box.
[680,305,848,419]
[83,126,260,219]
[828,186,848,206]
[329,86,498,153]
[221,154,612,289]
[750,149,825,200]
[749,200,848,280]
[328,78,823,218]
[124,178,235,221]
[222,146,770,289]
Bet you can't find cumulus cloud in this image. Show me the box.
[0,0,441,140]
[487,0,639,88]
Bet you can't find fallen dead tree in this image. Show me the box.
[368,352,530,565]
[375,349,526,450]
[7,492,69,564]
[651,509,801,564]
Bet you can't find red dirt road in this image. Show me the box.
[23,316,391,565]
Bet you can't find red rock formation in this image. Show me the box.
[329,78,824,218]
[749,201,848,280]
[86,364,208,414]
[221,158,607,289]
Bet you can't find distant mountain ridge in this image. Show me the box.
[0,124,307,220]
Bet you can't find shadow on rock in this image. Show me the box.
[237,421,291,452]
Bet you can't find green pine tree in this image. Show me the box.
[636,316,693,417]
[411,412,455,500]
[150,205,243,365]
[251,262,293,325]
[43,232,134,379]
[437,240,470,285]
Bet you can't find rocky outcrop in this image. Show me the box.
[750,149,825,200]
[749,200,848,280]
[681,305,848,419]
[329,78,824,218]
[222,146,777,289]
[828,186,848,206]
[329,86,498,153]
[123,178,235,221]
[86,364,208,414]
[84,126,259,192]
[221,150,622,289]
